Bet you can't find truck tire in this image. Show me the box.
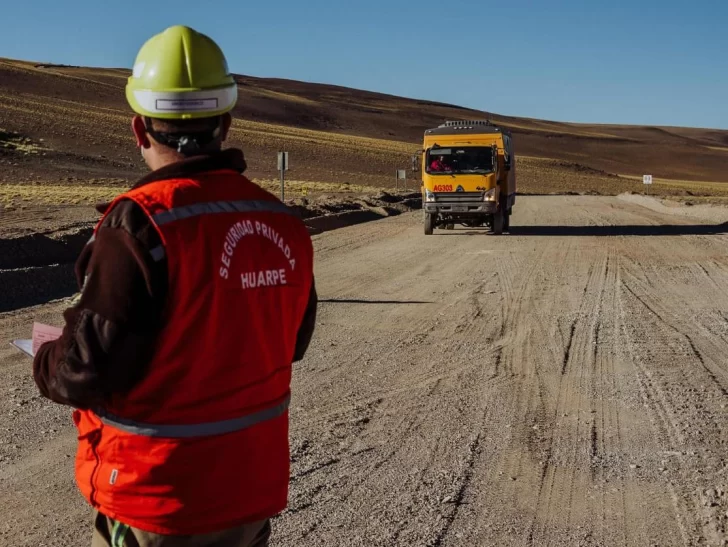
[503,208,511,232]
[424,212,436,235]
[492,207,504,235]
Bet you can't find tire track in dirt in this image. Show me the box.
[617,239,728,543]
[439,197,711,546]
[616,284,697,544]
[275,216,507,546]
[527,247,612,545]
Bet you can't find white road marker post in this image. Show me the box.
[643,174,652,196]
[278,152,289,201]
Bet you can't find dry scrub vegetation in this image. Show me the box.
[516,156,728,198]
[2,156,727,212]
[0,179,387,210]
[0,183,121,208]
[0,129,47,155]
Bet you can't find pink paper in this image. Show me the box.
[32,322,63,355]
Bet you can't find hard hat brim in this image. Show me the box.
[126,85,238,120]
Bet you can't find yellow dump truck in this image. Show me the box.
[419,120,516,235]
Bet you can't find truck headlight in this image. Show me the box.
[425,189,436,202]
[482,188,497,201]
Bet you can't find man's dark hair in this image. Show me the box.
[144,116,223,156]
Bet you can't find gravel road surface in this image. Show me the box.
[1,196,727,546]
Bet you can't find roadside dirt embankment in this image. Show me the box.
[0,227,91,312]
[618,192,728,225]
[0,192,421,312]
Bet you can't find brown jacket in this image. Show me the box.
[33,149,317,409]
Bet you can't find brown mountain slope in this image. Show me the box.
[1,58,726,190]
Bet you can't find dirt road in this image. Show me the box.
[1,196,727,546]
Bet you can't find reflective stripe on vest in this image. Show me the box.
[153,200,294,226]
[95,394,290,438]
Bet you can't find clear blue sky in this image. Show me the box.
[1,0,726,129]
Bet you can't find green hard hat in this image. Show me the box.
[126,25,238,119]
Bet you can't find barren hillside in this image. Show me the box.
[1,58,726,195]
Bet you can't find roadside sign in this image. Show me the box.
[396,169,407,191]
[278,152,289,201]
[643,174,653,195]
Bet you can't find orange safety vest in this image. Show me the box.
[73,168,314,535]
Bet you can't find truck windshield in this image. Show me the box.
[426,147,494,175]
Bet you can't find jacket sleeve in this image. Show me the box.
[293,279,317,362]
[33,201,166,409]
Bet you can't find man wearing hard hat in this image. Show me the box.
[33,26,317,546]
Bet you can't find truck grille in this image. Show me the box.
[433,192,483,202]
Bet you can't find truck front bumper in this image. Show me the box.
[424,200,497,214]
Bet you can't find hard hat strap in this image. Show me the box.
[144,117,222,156]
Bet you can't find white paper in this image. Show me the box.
[11,339,34,357]
[10,322,62,358]
[32,322,62,355]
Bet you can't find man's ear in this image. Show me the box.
[220,113,233,142]
[131,116,151,149]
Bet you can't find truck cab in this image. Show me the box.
[418,120,516,235]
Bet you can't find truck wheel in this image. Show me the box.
[503,209,511,232]
[424,212,436,235]
[492,208,504,235]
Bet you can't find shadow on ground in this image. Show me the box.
[0,264,76,313]
[510,224,728,236]
[319,299,433,305]
[434,224,728,237]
